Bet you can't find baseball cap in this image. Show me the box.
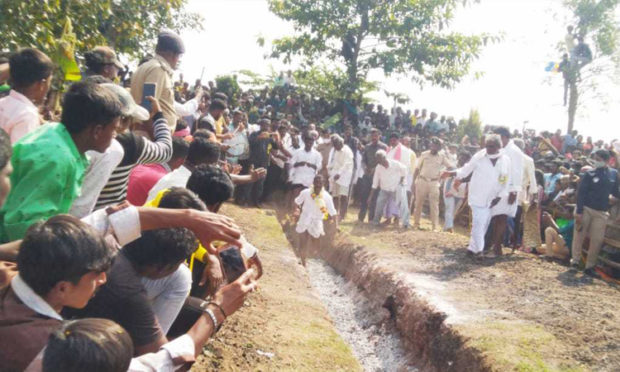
[86,46,124,69]
[101,83,150,121]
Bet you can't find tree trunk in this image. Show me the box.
[567,79,578,133]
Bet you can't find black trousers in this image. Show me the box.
[263,164,284,202]
[234,159,253,205]
[358,174,377,222]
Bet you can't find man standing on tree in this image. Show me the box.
[131,30,185,132]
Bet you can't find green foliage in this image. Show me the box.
[456,109,482,141]
[237,68,276,89]
[562,0,620,132]
[215,74,241,103]
[265,0,491,99]
[565,0,619,57]
[0,0,202,59]
[293,65,378,102]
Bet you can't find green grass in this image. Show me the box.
[463,321,584,372]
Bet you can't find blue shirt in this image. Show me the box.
[544,173,562,195]
[562,134,577,153]
[576,167,620,214]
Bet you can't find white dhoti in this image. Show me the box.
[406,173,414,191]
[469,206,493,253]
[296,217,326,239]
[491,195,519,218]
[329,181,350,197]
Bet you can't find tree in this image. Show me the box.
[293,65,378,103]
[562,0,619,133]
[265,0,492,101]
[456,109,482,142]
[215,74,241,106]
[0,0,201,59]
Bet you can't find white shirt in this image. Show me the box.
[289,148,323,187]
[223,128,249,161]
[327,146,354,188]
[387,144,415,175]
[503,140,524,193]
[456,150,510,208]
[294,187,337,238]
[12,274,63,321]
[174,98,199,117]
[565,33,575,52]
[128,334,195,371]
[520,155,537,204]
[372,159,406,192]
[70,139,125,218]
[0,90,41,143]
[148,165,191,201]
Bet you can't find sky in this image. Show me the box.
[179,0,620,140]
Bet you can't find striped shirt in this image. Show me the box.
[95,113,172,209]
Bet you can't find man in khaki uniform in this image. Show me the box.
[414,137,454,230]
[131,30,185,131]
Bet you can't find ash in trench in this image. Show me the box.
[306,259,416,372]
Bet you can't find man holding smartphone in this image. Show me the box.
[131,30,185,132]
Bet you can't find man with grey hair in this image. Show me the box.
[442,134,511,257]
[487,126,523,256]
[368,150,406,226]
[327,134,354,220]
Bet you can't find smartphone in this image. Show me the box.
[219,245,247,283]
[141,83,156,112]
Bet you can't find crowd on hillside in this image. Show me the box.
[0,29,618,372]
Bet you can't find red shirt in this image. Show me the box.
[127,163,169,206]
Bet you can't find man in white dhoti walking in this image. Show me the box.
[442,135,510,257]
[487,127,523,256]
[327,134,354,221]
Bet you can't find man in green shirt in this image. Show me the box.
[0,81,122,242]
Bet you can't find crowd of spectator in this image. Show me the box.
[0,27,618,372]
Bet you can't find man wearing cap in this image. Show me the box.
[131,30,185,132]
[413,137,454,230]
[83,46,124,83]
[571,149,620,278]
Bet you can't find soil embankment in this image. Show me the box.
[195,203,619,371]
[322,209,620,372]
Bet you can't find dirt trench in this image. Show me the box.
[279,219,490,372]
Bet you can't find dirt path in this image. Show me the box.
[191,204,361,371]
[338,207,620,372]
